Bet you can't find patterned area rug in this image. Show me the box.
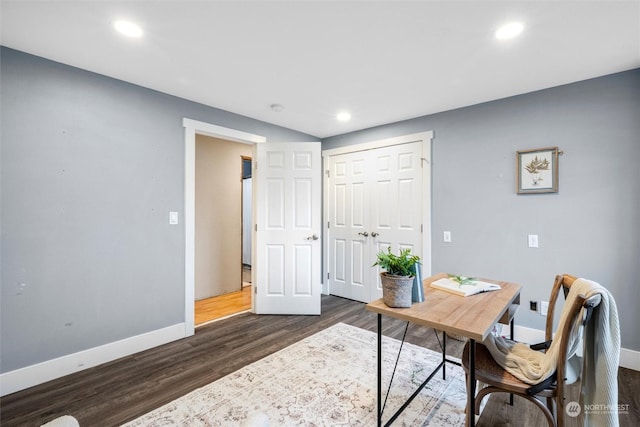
[123,323,467,426]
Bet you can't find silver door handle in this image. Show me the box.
[358,232,369,237]
[306,234,319,240]
[371,232,379,237]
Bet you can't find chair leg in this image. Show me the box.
[464,372,470,415]
[555,395,563,427]
[474,388,556,427]
[546,397,555,420]
[527,396,558,427]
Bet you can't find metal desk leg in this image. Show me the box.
[468,338,476,427]
[509,318,514,406]
[377,313,382,427]
[442,331,447,380]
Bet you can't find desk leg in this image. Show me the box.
[377,313,382,427]
[509,318,514,406]
[442,331,446,380]
[510,318,514,340]
[467,338,476,427]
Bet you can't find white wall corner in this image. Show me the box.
[0,323,186,396]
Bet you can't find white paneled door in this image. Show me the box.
[254,142,321,314]
[327,142,423,303]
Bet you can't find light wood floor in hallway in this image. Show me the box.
[195,285,252,325]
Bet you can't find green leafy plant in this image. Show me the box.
[373,247,420,277]
[448,274,477,287]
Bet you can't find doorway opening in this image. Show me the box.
[183,118,266,336]
[194,135,252,326]
[241,156,252,290]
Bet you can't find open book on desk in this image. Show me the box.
[430,277,501,297]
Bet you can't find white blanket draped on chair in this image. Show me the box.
[483,278,620,427]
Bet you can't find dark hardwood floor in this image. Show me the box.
[1,295,638,426]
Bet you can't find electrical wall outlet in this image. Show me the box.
[528,234,539,248]
[443,231,452,243]
[530,300,538,311]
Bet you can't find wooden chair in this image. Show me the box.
[462,274,602,427]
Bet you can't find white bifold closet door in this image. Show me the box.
[327,142,423,303]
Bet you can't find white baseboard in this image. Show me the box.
[0,323,186,397]
[619,347,640,371]
[321,282,329,295]
[497,324,639,372]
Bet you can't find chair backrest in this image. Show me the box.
[545,274,602,391]
[544,274,601,342]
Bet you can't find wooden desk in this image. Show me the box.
[366,272,521,427]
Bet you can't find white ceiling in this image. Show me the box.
[2,1,639,138]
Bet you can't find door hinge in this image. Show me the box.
[421,224,423,233]
[327,272,330,280]
[255,224,258,232]
[254,286,257,294]
[326,169,330,178]
[327,221,330,229]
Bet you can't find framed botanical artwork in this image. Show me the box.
[517,147,559,194]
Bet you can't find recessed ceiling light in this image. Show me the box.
[270,104,284,112]
[495,22,524,40]
[114,20,144,38]
[336,111,351,122]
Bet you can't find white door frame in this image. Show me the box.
[183,118,266,337]
[322,131,434,295]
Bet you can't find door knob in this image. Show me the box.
[358,232,369,237]
[371,232,379,237]
[306,234,319,240]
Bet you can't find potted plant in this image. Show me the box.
[373,247,420,308]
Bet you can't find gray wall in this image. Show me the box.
[324,68,640,351]
[0,47,318,373]
[2,45,638,376]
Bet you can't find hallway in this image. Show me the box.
[195,266,252,326]
[195,286,251,326]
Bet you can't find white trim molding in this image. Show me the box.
[322,131,433,157]
[182,118,266,336]
[0,323,185,396]
[620,347,640,371]
[183,119,266,145]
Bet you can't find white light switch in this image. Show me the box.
[528,234,539,248]
[443,231,452,243]
[169,211,179,225]
[540,301,549,316]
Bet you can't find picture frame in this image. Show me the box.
[517,147,559,194]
